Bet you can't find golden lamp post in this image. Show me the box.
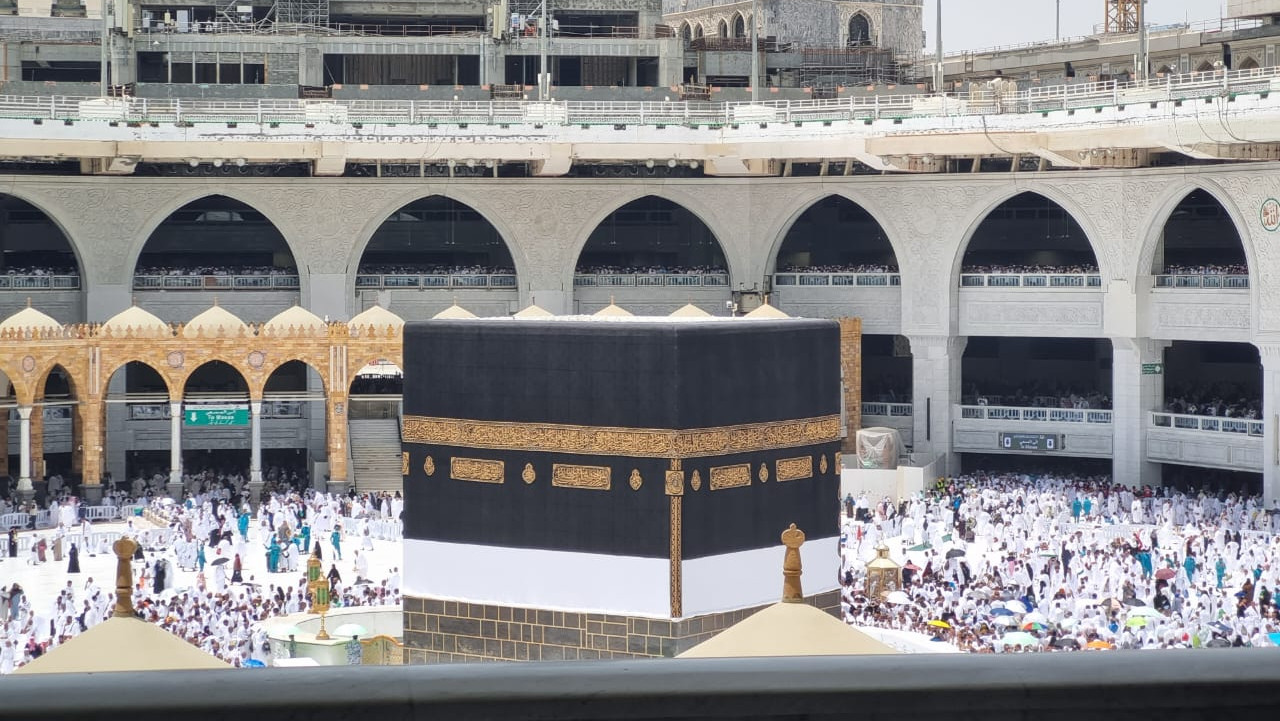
[307,550,332,641]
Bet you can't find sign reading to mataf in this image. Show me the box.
[400,316,846,664]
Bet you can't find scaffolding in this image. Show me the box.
[796,48,903,89]
[1104,0,1139,34]
[274,0,329,27]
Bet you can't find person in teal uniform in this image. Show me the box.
[331,527,343,561]
[238,511,250,540]
[1215,557,1227,589]
[197,543,207,572]
[268,537,281,573]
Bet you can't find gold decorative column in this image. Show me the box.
[837,317,862,454]
[79,398,104,486]
[326,391,349,486]
[665,459,684,619]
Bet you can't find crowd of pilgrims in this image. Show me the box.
[841,473,1280,653]
[1161,264,1249,276]
[134,265,295,277]
[963,383,1113,411]
[573,265,725,275]
[780,264,899,274]
[1163,383,1261,419]
[960,264,1100,275]
[357,264,513,276]
[0,488,404,672]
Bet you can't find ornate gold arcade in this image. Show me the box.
[402,415,842,459]
[0,313,404,489]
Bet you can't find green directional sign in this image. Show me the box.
[1142,363,1164,376]
[185,405,249,427]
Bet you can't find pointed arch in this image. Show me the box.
[349,190,526,295]
[1135,183,1254,287]
[732,12,746,38]
[717,18,728,37]
[0,193,84,286]
[949,188,1106,284]
[1238,57,1260,71]
[769,193,901,276]
[569,193,735,288]
[103,358,174,400]
[679,21,691,41]
[848,12,872,47]
[693,23,704,39]
[131,193,302,295]
[1196,60,1215,72]
[182,360,250,399]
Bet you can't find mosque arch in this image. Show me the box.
[182,360,250,399]
[693,23,704,39]
[717,18,728,37]
[572,195,732,282]
[351,194,521,294]
[132,195,299,289]
[952,190,1102,282]
[679,22,691,41]
[848,12,872,47]
[770,194,901,277]
[1138,186,1252,283]
[0,193,84,284]
[1238,57,1260,70]
[732,12,746,38]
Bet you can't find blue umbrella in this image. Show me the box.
[990,608,1015,617]
[1268,632,1280,647]
[243,659,267,668]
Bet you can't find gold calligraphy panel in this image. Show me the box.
[709,464,752,491]
[551,464,611,490]
[776,456,813,482]
[402,415,840,459]
[450,457,504,484]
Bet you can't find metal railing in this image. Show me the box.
[772,273,900,288]
[1,64,1276,128]
[354,273,516,290]
[1151,411,1263,437]
[133,274,300,290]
[960,273,1102,288]
[861,402,913,417]
[961,405,1113,424]
[573,273,729,288]
[0,274,79,290]
[1153,274,1250,289]
[126,400,305,420]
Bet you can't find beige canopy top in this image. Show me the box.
[676,601,897,658]
[13,615,232,674]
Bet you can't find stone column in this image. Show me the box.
[326,392,350,494]
[908,335,967,475]
[248,399,265,508]
[80,398,105,505]
[1111,338,1168,488]
[167,400,184,500]
[70,403,84,476]
[16,405,32,502]
[1261,345,1280,507]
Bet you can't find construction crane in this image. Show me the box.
[1104,0,1140,34]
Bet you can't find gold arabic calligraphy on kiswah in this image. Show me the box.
[402,416,839,459]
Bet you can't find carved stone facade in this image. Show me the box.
[663,0,921,53]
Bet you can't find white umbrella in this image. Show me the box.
[886,591,912,605]
[992,615,1018,627]
[1003,600,1028,615]
[1127,606,1165,620]
[1021,611,1049,625]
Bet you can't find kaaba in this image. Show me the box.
[400,316,845,663]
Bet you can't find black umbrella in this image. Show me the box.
[946,549,966,559]
[210,557,230,567]
[1123,597,1145,607]
[1052,637,1080,649]
[1206,638,1231,648]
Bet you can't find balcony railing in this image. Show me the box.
[1151,411,1263,437]
[1153,274,1249,289]
[0,274,79,290]
[960,273,1102,288]
[961,405,1112,424]
[861,402,913,417]
[354,273,517,290]
[133,275,300,290]
[573,273,729,288]
[127,400,305,420]
[772,273,901,288]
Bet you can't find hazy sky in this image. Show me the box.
[923,0,1231,52]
